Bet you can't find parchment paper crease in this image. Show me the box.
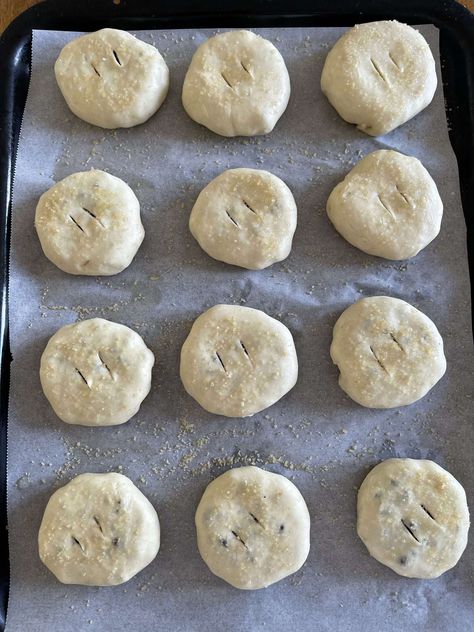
[5,26,474,632]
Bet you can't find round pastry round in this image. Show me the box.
[55,28,169,128]
[326,150,443,260]
[357,458,470,578]
[35,170,144,276]
[38,472,160,586]
[189,168,297,270]
[321,20,437,136]
[195,466,310,589]
[182,30,290,137]
[330,296,446,408]
[180,304,298,417]
[40,318,154,426]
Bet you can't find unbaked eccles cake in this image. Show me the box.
[40,318,154,426]
[190,168,297,270]
[39,473,160,585]
[330,296,446,409]
[55,28,169,128]
[321,20,437,135]
[195,466,310,589]
[33,22,469,591]
[182,30,291,137]
[327,150,443,260]
[358,459,469,579]
[35,170,144,276]
[180,304,298,417]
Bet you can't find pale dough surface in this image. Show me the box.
[327,150,443,260]
[330,296,446,408]
[182,30,290,137]
[38,472,160,586]
[357,458,470,578]
[40,318,154,426]
[195,466,310,589]
[55,28,169,129]
[180,304,298,417]
[35,170,144,276]
[321,20,437,136]
[189,168,297,270]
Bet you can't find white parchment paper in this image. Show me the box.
[5,26,474,632]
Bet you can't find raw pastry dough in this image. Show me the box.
[189,168,297,269]
[357,458,470,578]
[180,304,298,417]
[55,28,169,128]
[330,296,446,408]
[195,466,310,589]
[321,21,437,136]
[182,30,290,136]
[327,150,443,260]
[40,318,154,426]
[39,472,160,585]
[35,170,144,276]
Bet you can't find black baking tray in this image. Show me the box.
[0,0,473,628]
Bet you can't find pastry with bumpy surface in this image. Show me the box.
[321,21,437,136]
[327,150,443,260]
[180,304,298,417]
[40,318,154,426]
[330,296,446,408]
[55,28,169,128]
[35,170,144,276]
[195,466,310,589]
[357,459,470,578]
[190,168,297,270]
[39,473,160,585]
[182,30,290,137]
